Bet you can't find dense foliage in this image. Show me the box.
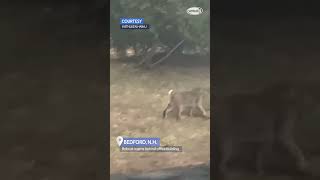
[110,0,209,55]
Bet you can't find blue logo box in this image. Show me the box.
[120,18,144,25]
[121,137,160,147]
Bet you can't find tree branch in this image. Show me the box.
[148,39,185,68]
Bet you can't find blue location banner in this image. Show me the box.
[120,137,160,147]
[120,18,144,25]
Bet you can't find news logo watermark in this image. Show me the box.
[120,18,150,29]
[186,7,204,15]
[116,136,182,152]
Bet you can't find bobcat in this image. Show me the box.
[163,88,209,121]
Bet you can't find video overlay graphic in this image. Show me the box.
[117,136,182,152]
[120,18,150,30]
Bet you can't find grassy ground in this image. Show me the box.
[110,57,210,174]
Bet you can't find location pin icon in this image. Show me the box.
[116,136,123,147]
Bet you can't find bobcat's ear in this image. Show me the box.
[168,89,174,95]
